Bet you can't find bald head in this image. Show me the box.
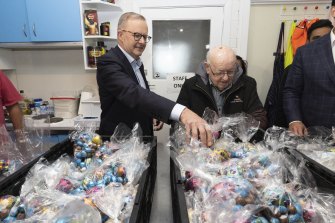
[206,46,236,68]
[205,46,237,91]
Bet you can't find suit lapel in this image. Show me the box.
[318,35,335,85]
[114,46,139,84]
[139,64,150,89]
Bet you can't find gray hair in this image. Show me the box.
[117,12,146,30]
[206,50,211,64]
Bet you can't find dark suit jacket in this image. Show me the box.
[97,46,176,136]
[283,34,335,128]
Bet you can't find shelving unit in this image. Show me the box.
[80,0,123,70]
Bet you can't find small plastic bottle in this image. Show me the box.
[18,90,32,115]
[33,98,43,115]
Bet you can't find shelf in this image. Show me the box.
[0,42,83,49]
[81,1,122,11]
[80,0,122,70]
[84,35,117,40]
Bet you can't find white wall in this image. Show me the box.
[247,2,331,103]
[4,49,97,101]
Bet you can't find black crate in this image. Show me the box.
[0,139,72,196]
[170,157,189,223]
[285,148,335,194]
[170,147,335,223]
[0,136,157,223]
[130,136,157,223]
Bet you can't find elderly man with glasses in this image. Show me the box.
[97,12,213,146]
[177,46,267,130]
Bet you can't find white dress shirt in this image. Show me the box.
[118,45,185,121]
[331,28,335,63]
[119,46,147,89]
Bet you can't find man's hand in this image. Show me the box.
[180,108,213,147]
[289,121,308,136]
[153,118,164,131]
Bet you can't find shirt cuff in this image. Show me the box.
[289,120,302,125]
[170,104,186,121]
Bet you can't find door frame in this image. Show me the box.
[134,0,251,58]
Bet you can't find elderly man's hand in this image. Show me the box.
[180,108,213,147]
[153,118,164,131]
[289,121,308,136]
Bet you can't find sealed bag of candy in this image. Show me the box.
[263,126,289,151]
[259,184,306,223]
[0,125,24,176]
[20,155,73,197]
[227,113,259,143]
[0,195,18,221]
[15,189,74,221]
[50,199,101,223]
[206,176,259,210]
[93,183,137,222]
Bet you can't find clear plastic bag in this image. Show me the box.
[228,113,259,143]
[263,125,287,151]
[20,155,72,197]
[306,126,333,145]
[0,195,18,220]
[51,199,101,223]
[94,184,137,222]
[0,125,24,175]
[21,115,52,158]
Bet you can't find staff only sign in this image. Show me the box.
[166,73,195,94]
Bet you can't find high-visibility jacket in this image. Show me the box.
[291,18,319,55]
[284,21,296,68]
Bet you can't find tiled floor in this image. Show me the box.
[150,142,173,223]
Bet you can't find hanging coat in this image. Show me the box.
[291,18,319,55]
[284,21,296,68]
[264,22,285,128]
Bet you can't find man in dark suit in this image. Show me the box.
[97,12,212,146]
[283,1,335,136]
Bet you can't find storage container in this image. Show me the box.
[170,156,190,223]
[50,97,79,118]
[0,136,157,223]
[284,148,335,194]
[170,148,335,223]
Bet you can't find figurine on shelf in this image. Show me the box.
[84,10,99,35]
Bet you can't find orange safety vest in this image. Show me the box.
[291,18,319,55]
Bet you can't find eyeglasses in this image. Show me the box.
[121,30,152,43]
[208,64,235,77]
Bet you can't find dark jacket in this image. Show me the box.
[176,66,267,130]
[283,34,335,128]
[97,46,176,136]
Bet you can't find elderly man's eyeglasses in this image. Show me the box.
[121,30,152,43]
[208,64,235,77]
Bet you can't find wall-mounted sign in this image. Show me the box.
[166,73,195,94]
